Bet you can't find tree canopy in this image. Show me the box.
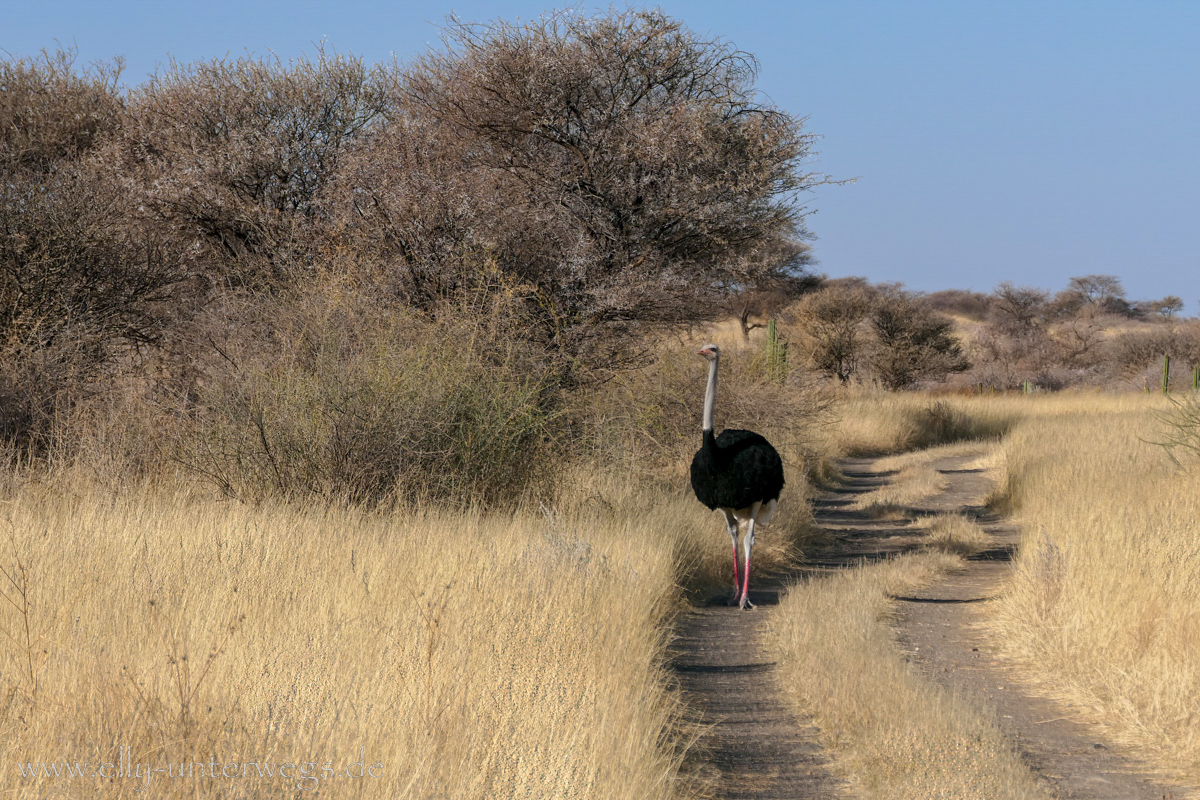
[387,9,826,352]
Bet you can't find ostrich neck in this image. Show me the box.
[702,355,718,432]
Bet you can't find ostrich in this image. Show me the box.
[690,343,785,609]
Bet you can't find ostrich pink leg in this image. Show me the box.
[738,502,762,610]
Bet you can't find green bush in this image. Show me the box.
[178,289,560,507]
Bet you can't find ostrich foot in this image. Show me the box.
[736,594,756,610]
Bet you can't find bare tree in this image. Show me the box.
[960,283,1066,388]
[867,291,969,389]
[116,48,391,288]
[1065,274,1129,315]
[395,9,829,356]
[795,284,875,382]
[991,282,1049,334]
[1057,309,1106,365]
[0,47,191,449]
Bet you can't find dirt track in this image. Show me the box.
[671,450,1182,799]
[671,574,841,799]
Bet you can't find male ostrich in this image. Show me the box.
[690,344,784,609]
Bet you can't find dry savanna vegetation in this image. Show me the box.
[766,423,1048,800]
[5,6,1200,799]
[769,550,1048,800]
[778,275,1200,393]
[772,392,1200,795]
[989,392,1200,779]
[1,11,824,797]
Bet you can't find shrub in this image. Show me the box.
[867,291,970,389]
[1102,326,1200,382]
[792,283,875,383]
[1153,393,1200,467]
[174,285,561,506]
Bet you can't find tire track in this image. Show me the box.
[671,450,1184,798]
[888,452,1182,800]
[670,575,842,798]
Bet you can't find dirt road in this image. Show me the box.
[671,450,1181,799]
[671,572,842,799]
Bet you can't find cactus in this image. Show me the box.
[765,318,788,385]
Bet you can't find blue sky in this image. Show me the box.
[5,1,1198,306]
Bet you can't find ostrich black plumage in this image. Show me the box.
[690,343,785,609]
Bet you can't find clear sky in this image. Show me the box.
[5,1,1198,306]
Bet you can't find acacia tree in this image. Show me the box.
[0,48,193,449]
[1152,296,1185,320]
[867,291,969,389]
[795,283,875,383]
[392,9,825,356]
[1066,274,1126,311]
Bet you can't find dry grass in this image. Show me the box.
[766,552,1047,799]
[824,392,1015,458]
[573,464,822,605]
[793,389,1200,788]
[0,471,701,799]
[986,392,1200,780]
[765,424,1045,798]
[848,463,948,518]
[922,513,991,557]
[0,318,832,799]
[10,322,1196,798]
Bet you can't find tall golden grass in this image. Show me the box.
[823,391,1016,459]
[986,392,1200,778]
[12,315,1198,797]
[792,390,1200,788]
[0,319,831,799]
[768,552,1048,799]
[0,473,704,799]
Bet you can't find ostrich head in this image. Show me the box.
[697,343,720,362]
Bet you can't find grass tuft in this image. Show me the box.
[922,513,991,557]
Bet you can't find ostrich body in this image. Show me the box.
[690,344,784,609]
